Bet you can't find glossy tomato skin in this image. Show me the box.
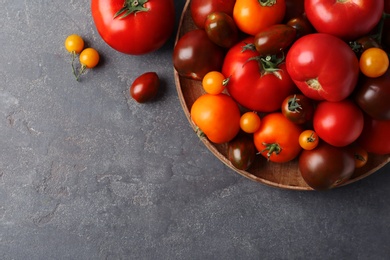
[281,94,315,124]
[233,0,286,36]
[354,69,390,120]
[286,33,360,102]
[222,38,297,112]
[205,12,239,49]
[305,0,384,41]
[286,16,315,40]
[228,134,256,170]
[190,0,236,29]
[313,99,364,147]
[190,93,240,144]
[173,29,225,81]
[254,24,296,55]
[253,113,302,163]
[299,142,355,191]
[358,115,390,155]
[91,0,175,55]
[130,72,159,103]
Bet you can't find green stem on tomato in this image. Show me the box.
[258,0,277,7]
[114,0,149,19]
[259,142,282,161]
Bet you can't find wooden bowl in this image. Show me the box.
[173,0,390,190]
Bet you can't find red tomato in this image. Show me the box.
[233,0,286,36]
[286,33,359,102]
[190,94,241,144]
[254,113,302,163]
[190,0,236,29]
[130,72,159,103]
[358,115,390,155]
[313,100,364,147]
[91,0,175,55]
[305,0,384,41]
[222,38,297,112]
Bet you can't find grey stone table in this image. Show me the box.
[1,1,390,259]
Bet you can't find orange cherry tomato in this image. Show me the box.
[299,130,319,150]
[202,71,226,94]
[233,0,286,36]
[359,48,389,78]
[190,93,241,144]
[240,112,261,133]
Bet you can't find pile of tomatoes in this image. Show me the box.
[173,0,390,190]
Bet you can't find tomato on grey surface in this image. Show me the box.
[286,33,359,102]
[357,115,390,155]
[228,134,256,171]
[173,29,225,81]
[91,0,175,55]
[253,113,302,163]
[222,38,297,112]
[304,0,384,41]
[130,72,159,103]
[354,68,390,120]
[313,99,364,147]
[281,94,315,125]
[299,142,355,191]
[190,0,236,29]
[204,12,239,49]
[254,24,296,55]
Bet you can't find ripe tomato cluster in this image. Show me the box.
[174,0,390,190]
[64,34,100,81]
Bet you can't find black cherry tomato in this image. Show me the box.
[254,24,296,55]
[281,94,315,124]
[130,72,160,103]
[286,16,315,40]
[228,134,256,171]
[205,12,238,49]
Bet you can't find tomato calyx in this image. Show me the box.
[258,0,277,7]
[114,0,150,19]
[287,94,303,113]
[259,142,282,161]
[306,78,321,91]
[247,53,284,78]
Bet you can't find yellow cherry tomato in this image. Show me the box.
[299,130,319,150]
[64,34,84,54]
[240,112,261,133]
[359,48,389,78]
[79,48,100,69]
[202,71,226,94]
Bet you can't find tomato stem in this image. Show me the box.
[114,0,149,19]
[258,0,277,7]
[307,132,316,143]
[259,142,282,161]
[287,94,302,113]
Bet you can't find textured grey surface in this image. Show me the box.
[1,0,390,259]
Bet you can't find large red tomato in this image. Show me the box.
[254,113,302,163]
[313,99,364,147]
[222,38,297,112]
[286,33,359,102]
[358,115,390,155]
[91,0,175,55]
[305,0,384,41]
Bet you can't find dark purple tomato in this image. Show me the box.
[299,142,355,191]
[284,0,305,22]
[286,16,315,40]
[190,0,236,29]
[205,12,239,49]
[354,69,390,120]
[281,94,315,124]
[349,36,381,56]
[228,134,256,171]
[254,24,296,55]
[130,72,160,103]
[173,29,225,81]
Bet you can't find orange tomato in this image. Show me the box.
[254,112,302,163]
[299,130,319,150]
[240,112,261,133]
[233,0,286,36]
[190,94,241,144]
[359,47,389,78]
